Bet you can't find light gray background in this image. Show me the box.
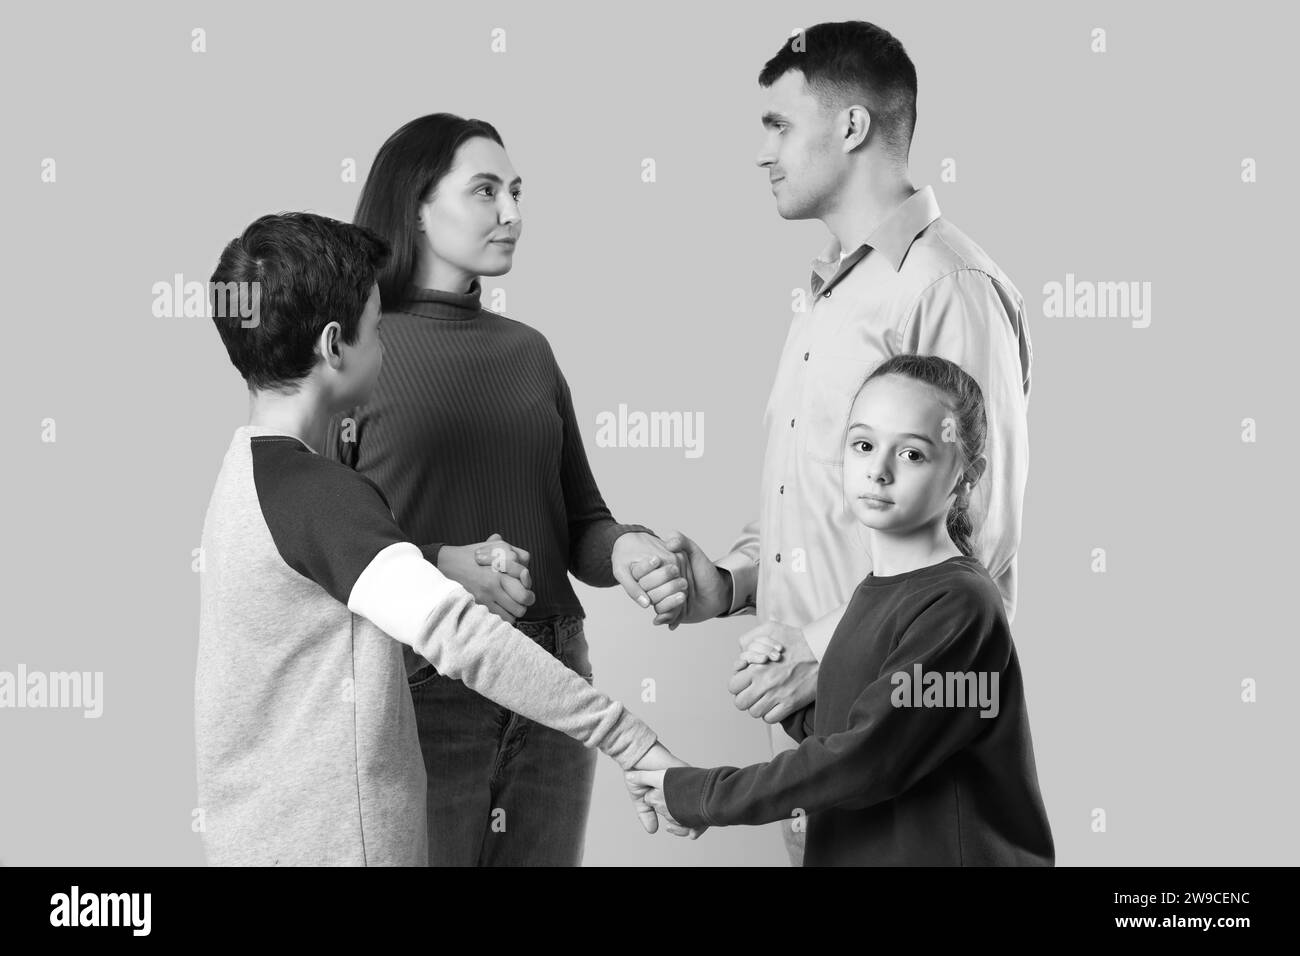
[2,0,1296,866]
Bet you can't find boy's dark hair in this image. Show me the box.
[209,212,390,392]
[759,21,918,162]
[859,354,988,558]
[355,112,505,306]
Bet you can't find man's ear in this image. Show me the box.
[843,104,871,153]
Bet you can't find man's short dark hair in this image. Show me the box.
[209,212,390,392]
[759,21,918,161]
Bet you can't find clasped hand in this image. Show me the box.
[623,766,707,840]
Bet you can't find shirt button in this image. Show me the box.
[826,289,833,298]
[775,553,782,563]
[779,484,784,494]
[790,418,795,428]
[803,352,809,361]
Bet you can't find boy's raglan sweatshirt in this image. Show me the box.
[663,555,1054,866]
[195,425,657,866]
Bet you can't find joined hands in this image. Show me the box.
[623,744,708,840]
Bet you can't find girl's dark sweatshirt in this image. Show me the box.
[664,554,1054,866]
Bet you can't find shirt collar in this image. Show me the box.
[810,185,942,296]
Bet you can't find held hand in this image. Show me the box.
[738,632,785,666]
[612,532,684,612]
[727,621,818,723]
[624,769,707,840]
[439,533,535,623]
[626,745,672,835]
[633,531,732,630]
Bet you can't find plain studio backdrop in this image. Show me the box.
[1,0,1297,866]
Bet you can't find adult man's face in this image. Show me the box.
[755,69,844,221]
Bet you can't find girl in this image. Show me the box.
[626,354,1054,865]
[324,113,684,866]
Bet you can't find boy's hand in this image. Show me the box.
[437,533,534,623]
[624,769,706,839]
[625,744,707,838]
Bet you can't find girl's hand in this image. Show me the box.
[624,770,706,840]
[738,632,785,666]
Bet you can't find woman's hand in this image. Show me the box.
[437,533,534,623]
[611,532,684,611]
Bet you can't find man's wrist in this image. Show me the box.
[713,552,756,616]
[715,567,735,618]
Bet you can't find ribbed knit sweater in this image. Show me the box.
[323,280,650,620]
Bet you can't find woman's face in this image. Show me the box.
[418,137,522,286]
[842,374,968,537]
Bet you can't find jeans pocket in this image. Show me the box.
[558,622,594,684]
[407,662,441,690]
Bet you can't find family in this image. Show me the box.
[195,20,1053,867]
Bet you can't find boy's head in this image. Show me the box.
[756,21,917,220]
[209,212,390,405]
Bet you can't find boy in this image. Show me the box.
[196,212,676,865]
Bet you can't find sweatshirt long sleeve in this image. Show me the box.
[663,555,1053,866]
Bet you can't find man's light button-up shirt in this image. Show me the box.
[716,185,1033,660]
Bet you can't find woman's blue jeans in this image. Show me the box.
[407,614,599,866]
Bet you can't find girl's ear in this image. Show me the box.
[966,456,988,488]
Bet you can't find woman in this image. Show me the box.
[324,113,683,866]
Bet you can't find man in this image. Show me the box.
[632,20,1033,864]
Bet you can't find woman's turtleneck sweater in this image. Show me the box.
[323,280,651,621]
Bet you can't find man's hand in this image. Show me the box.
[611,532,685,611]
[630,531,733,630]
[437,532,534,623]
[727,621,818,723]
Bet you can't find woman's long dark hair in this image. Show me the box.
[353,113,505,306]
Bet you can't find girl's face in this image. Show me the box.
[418,136,523,284]
[842,373,969,537]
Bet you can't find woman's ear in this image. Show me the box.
[966,456,988,488]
